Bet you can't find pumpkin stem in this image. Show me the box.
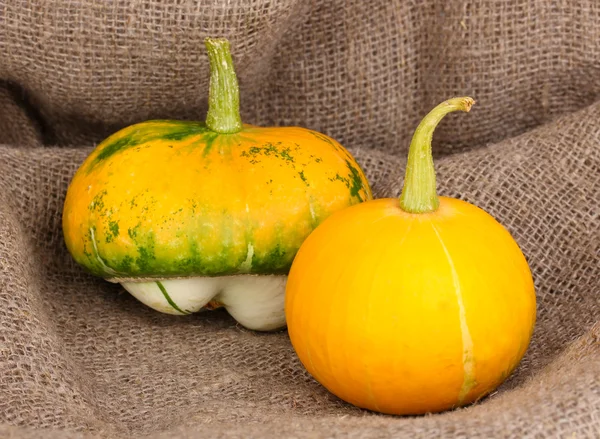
[204,37,243,134]
[399,97,475,213]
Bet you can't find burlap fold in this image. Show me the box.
[0,0,598,438]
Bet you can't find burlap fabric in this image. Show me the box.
[0,1,599,437]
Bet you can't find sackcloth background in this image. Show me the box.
[0,1,599,438]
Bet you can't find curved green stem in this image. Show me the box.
[399,97,475,213]
[204,38,242,134]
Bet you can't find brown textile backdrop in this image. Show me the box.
[1,1,599,437]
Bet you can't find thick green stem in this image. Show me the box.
[399,97,475,213]
[204,38,242,134]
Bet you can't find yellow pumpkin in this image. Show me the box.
[285,97,536,414]
[62,38,372,331]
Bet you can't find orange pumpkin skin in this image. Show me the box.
[285,196,536,415]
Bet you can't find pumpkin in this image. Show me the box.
[285,97,536,414]
[62,38,372,331]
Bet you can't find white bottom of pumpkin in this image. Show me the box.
[121,275,287,331]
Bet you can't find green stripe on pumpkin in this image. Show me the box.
[87,121,210,172]
[345,159,368,202]
[156,281,190,315]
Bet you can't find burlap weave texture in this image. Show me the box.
[0,1,599,438]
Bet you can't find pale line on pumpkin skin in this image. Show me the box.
[89,227,117,276]
[430,221,476,405]
[239,242,254,272]
[308,201,317,224]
